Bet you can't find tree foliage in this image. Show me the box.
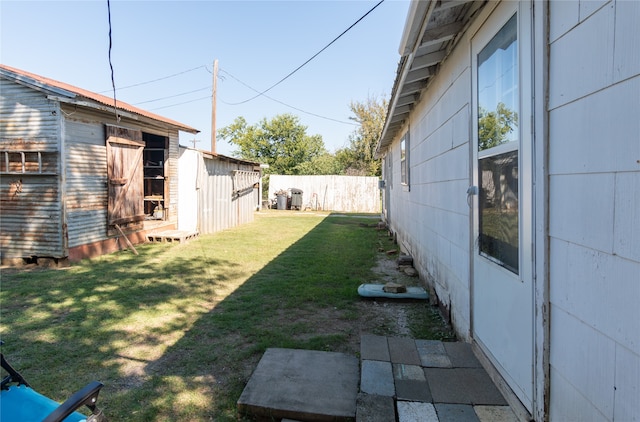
[218,95,389,178]
[219,114,326,175]
[341,95,388,176]
[478,102,518,151]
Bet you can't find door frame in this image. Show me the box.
[467,1,548,419]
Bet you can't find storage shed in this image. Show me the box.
[178,146,262,234]
[0,64,199,264]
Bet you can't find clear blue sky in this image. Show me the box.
[1,0,409,156]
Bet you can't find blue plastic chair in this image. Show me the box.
[1,349,106,422]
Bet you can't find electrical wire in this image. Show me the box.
[133,86,211,105]
[98,65,206,93]
[149,95,211,111]
[219,68,357,126]
[106,0,119,121]
[226,0,385,105]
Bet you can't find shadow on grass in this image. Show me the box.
[1,213,382,421]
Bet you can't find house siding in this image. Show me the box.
[547,1,640,420]
[386,32,473,340]
[0,79,64,258]
[381,0,638,419]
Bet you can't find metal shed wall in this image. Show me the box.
[178,148,257,234]
[268,175,381,213]
[63,106,182,249]
[0,78,64,258]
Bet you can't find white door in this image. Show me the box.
[471,1,534,411]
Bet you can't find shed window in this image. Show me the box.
[1,151,57,174]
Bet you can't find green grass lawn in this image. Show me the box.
[1,211,452,420]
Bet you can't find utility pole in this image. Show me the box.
[191,138,200,149]
[211,59,218,154]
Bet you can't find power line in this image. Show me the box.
[106,0,119,121]
[219,68,357,126]
[149,95,211,111]
[225,0,385,105]
[132,86,211,105]
[98,65,206,93]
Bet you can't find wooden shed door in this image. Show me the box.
[106,125,146,234]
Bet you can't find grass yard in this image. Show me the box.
[1,211,454,421]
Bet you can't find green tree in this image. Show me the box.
[294,152,344,175]
[478,102,518,151]
[342,95,388,176]
[219,114,326,175]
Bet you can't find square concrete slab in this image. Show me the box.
[416,339,452,368]
[435,404,480,422]
[361,334,390,361]
[393,363,427,381]
[473,405,519,422]
[443,342,481,368]
[388,337,421,365]
[425,368,507,405]
[397,401,438,422]
[356,393,396,422]
[237,348,359,421]
[395,379,432,402]
[361,360,395,397]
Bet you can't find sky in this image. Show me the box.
[0,0,410,156]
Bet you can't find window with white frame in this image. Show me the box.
[400,131,409,187]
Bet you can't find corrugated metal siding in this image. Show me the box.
[0,78,64,258]
[200,156,256,233]
[178,148,256,234]
[0,79,59,139]
[64,117,108,247]
[268,175,381,213]
[0,175,63,257]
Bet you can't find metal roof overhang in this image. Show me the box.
[375,0,485,158]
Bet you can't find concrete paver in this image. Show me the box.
[360,360,395,396]
[416,339,452,368]
[435,404,480,422]
[443,342,482,368]
[425,368,507,405]
[237,348,358,421]
[473,406,519,422]
[388,337,422,365]
[239,338,515,422]
[360,334,390,361]
[356,393,396,422]
[397,401,438,422]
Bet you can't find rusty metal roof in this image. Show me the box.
[376,0,484,157]
[0,64,199,134]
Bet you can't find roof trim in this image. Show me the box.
[0,64,199,134]
[179,145,262,167]
[376,0,483,158]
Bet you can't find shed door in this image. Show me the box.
[471,2,534,411]
[106,125,145,233]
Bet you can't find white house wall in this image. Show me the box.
[547,1,640,420]
[385,27,474,341]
